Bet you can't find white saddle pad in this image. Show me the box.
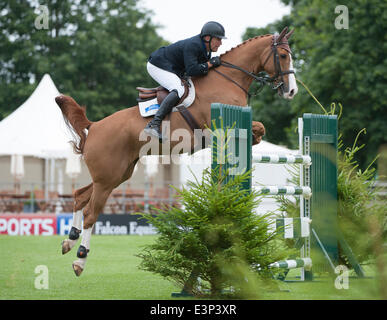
[138,78,195,117]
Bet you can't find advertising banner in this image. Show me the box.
[56,213,74,236]
[56,213,157,235]
[0,214,157,236]
[94,214,157,235]
[0,214,57,236]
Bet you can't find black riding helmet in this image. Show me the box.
[200,21,226,55]
[200,21,227,39]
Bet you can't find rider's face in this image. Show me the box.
[210,37,222,52]
[204,36,223,52]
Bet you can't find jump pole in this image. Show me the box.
[210,103,342,281]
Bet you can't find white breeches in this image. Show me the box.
[147,62,185,98]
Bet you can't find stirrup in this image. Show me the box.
[144,126,159,136]
[144,124,165,142]
[144,126,166,143]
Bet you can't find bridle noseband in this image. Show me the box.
[212,34,294,102]
[261,35,295,91]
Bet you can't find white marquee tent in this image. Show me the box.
[0,74,83,195]
[0,74,178,198]
[0,74,74,159]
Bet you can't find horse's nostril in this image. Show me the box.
[289,89,294,97]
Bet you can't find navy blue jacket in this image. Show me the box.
[148,34,210,78]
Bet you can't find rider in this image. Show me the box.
[144,21,226,141]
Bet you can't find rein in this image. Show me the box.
[213,35,294,102]
[213,61,272,102]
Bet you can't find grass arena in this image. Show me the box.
[0,235,382,300]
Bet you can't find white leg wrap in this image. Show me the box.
[73,257,87,269]
[66,239,77,249]
[73,225,93,272]
[72,210,83,230]
[80,226,93,250]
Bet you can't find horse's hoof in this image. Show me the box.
[61,239,72,255]
[72,263,83,277]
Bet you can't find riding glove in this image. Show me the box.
[209,56,221,68]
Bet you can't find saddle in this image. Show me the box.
[136,79,190,106]
[136,79,200,133]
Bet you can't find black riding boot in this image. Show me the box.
[144,89,180,142]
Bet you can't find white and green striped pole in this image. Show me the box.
[252,154,311,166]
[268,217,312,239]
[269,258,312,271]
[254,185,312,199]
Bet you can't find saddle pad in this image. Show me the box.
[138,78,195,117]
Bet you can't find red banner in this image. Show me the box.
[0,214,57,235]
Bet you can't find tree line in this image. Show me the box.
[0,0,166,120]
[1,0,385,170]
[243,0,387,171]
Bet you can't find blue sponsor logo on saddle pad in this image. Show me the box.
[145,104,160,112]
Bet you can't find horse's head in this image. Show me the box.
[261,27,298,99]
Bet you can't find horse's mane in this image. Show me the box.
[220,34,272,58]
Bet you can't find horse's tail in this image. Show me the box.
[55,95,93,155]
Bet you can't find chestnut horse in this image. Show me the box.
[56,27,297,276]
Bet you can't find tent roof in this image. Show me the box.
[252,140,297,154]
[0,74,74,158]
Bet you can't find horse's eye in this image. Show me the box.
[280,54,287,58]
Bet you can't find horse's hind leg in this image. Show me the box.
[72,182,113,277]
[61,183,93,255]
[61,210,82,254]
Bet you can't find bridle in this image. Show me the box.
[212,34,294,102]
[261,34,294,92]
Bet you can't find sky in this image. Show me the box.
[139,0,291,54]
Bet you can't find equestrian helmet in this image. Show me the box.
[200,21,227,39]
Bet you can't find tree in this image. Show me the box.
[0,0,166,121]
[137,166,289,298]
[243,0,387,169]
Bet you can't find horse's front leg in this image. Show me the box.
[252,121,266,145]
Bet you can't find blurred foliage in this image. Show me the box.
[275,124,386,272]
[243,0,387,170]
[337,129,386,266]
[0,0,167,121]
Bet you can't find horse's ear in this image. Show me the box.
[277,26,288,42]
[286,28,295,39]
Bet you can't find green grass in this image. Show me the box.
[0,235,383,300]
[0,235,178,300]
